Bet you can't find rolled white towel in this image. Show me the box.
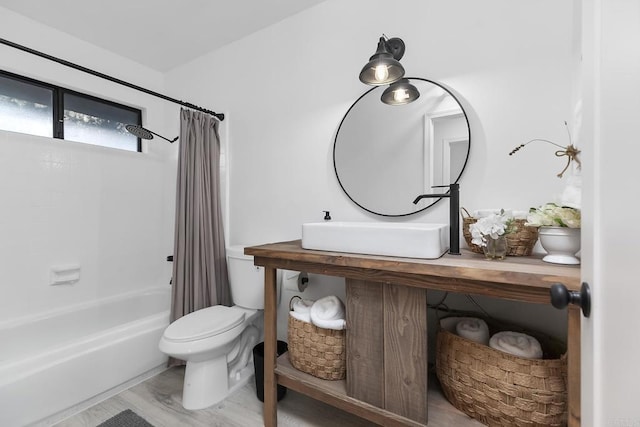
[292,298,314,314]
[311,318,346,330]
[489,331,543,359]
[289,311,311,323]
[455,318,490,345]
[310,295,346,330]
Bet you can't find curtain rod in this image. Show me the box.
[0,37,224,121]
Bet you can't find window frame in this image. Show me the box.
[1,69,142,152]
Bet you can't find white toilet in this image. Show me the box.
[159,245,279,410]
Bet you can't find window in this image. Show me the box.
[0,70,142,152]
[0,72,53,138]
[63,92,140,151]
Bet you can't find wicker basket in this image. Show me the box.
[287,314,345,380]
[436,315,567,427]
[461,208,539,256]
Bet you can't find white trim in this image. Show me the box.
[442,137,469,185]
[424,110,465,188]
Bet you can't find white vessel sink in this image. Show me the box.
[301,221,449,259]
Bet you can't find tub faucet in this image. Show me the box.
[413,183,460,255]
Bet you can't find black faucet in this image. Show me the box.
[412,183,460,255]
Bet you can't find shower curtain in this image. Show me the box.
[170,109,231,333]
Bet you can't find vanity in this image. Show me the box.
[245,240,581,427]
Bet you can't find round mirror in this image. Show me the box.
[333,78,470,216]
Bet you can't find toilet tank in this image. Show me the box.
[226,245,268,310]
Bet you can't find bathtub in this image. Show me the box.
[0,287,170,427]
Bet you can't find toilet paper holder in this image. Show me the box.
[282,270,309,292]
[299,273,309,291]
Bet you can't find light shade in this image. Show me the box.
[381,79,420,105]
[359,37,405,86]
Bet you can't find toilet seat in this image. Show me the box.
[163,306,246,343]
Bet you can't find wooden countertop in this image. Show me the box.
[245,240,580,305]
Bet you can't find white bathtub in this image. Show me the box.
[0,287,171,427]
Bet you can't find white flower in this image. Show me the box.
[469,211,512,247]
[526,203,581,228]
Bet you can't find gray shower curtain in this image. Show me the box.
[170,109,231,329]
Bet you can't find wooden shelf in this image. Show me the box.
[275,354,482,427]
[246,240,581,305]
[251,240,581,426]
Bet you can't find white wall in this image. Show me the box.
[166,0,577,340]
[580,0,640,423]
[0,7,179,322]
[0,0,578,340]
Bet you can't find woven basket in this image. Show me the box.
[436,315,567,427]
[461,208,539,256]
[287,314,345,380]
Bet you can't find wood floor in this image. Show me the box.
[55,367,483,427]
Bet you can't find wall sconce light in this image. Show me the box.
[359,36,406,86]
[359,35,420,105]
[381,78,420,105]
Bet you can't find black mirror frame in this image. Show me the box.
[333,78,471,217]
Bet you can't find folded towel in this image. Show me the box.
[310,295,346,330]
[311,318,346,330]
[455,318,490,345]
[292,298,314,314]
[489,331,543,359]
[310,295,345,320]
[289,311,311,323]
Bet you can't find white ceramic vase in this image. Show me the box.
[538,226,581,265]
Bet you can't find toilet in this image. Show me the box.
[159,245,280,410]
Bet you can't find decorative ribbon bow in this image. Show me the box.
[554,144,581,178]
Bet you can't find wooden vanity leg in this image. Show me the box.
[263,267,278,427]
[346,279,385,406]
[345,280,428,424]
[383,284,428,424]
[567,306,581,427]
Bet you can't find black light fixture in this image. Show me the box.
[381,78,420,105]
[359,36,406,86]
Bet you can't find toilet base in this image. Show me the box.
[227,358,256,399]
[182,356,228,410]
[180,352,257,410]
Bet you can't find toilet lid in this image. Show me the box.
[164,306,246,342]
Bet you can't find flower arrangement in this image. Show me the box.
[469,210,514,247]
[526,203,581,228]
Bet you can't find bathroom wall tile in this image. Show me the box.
[0,130,173,321]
